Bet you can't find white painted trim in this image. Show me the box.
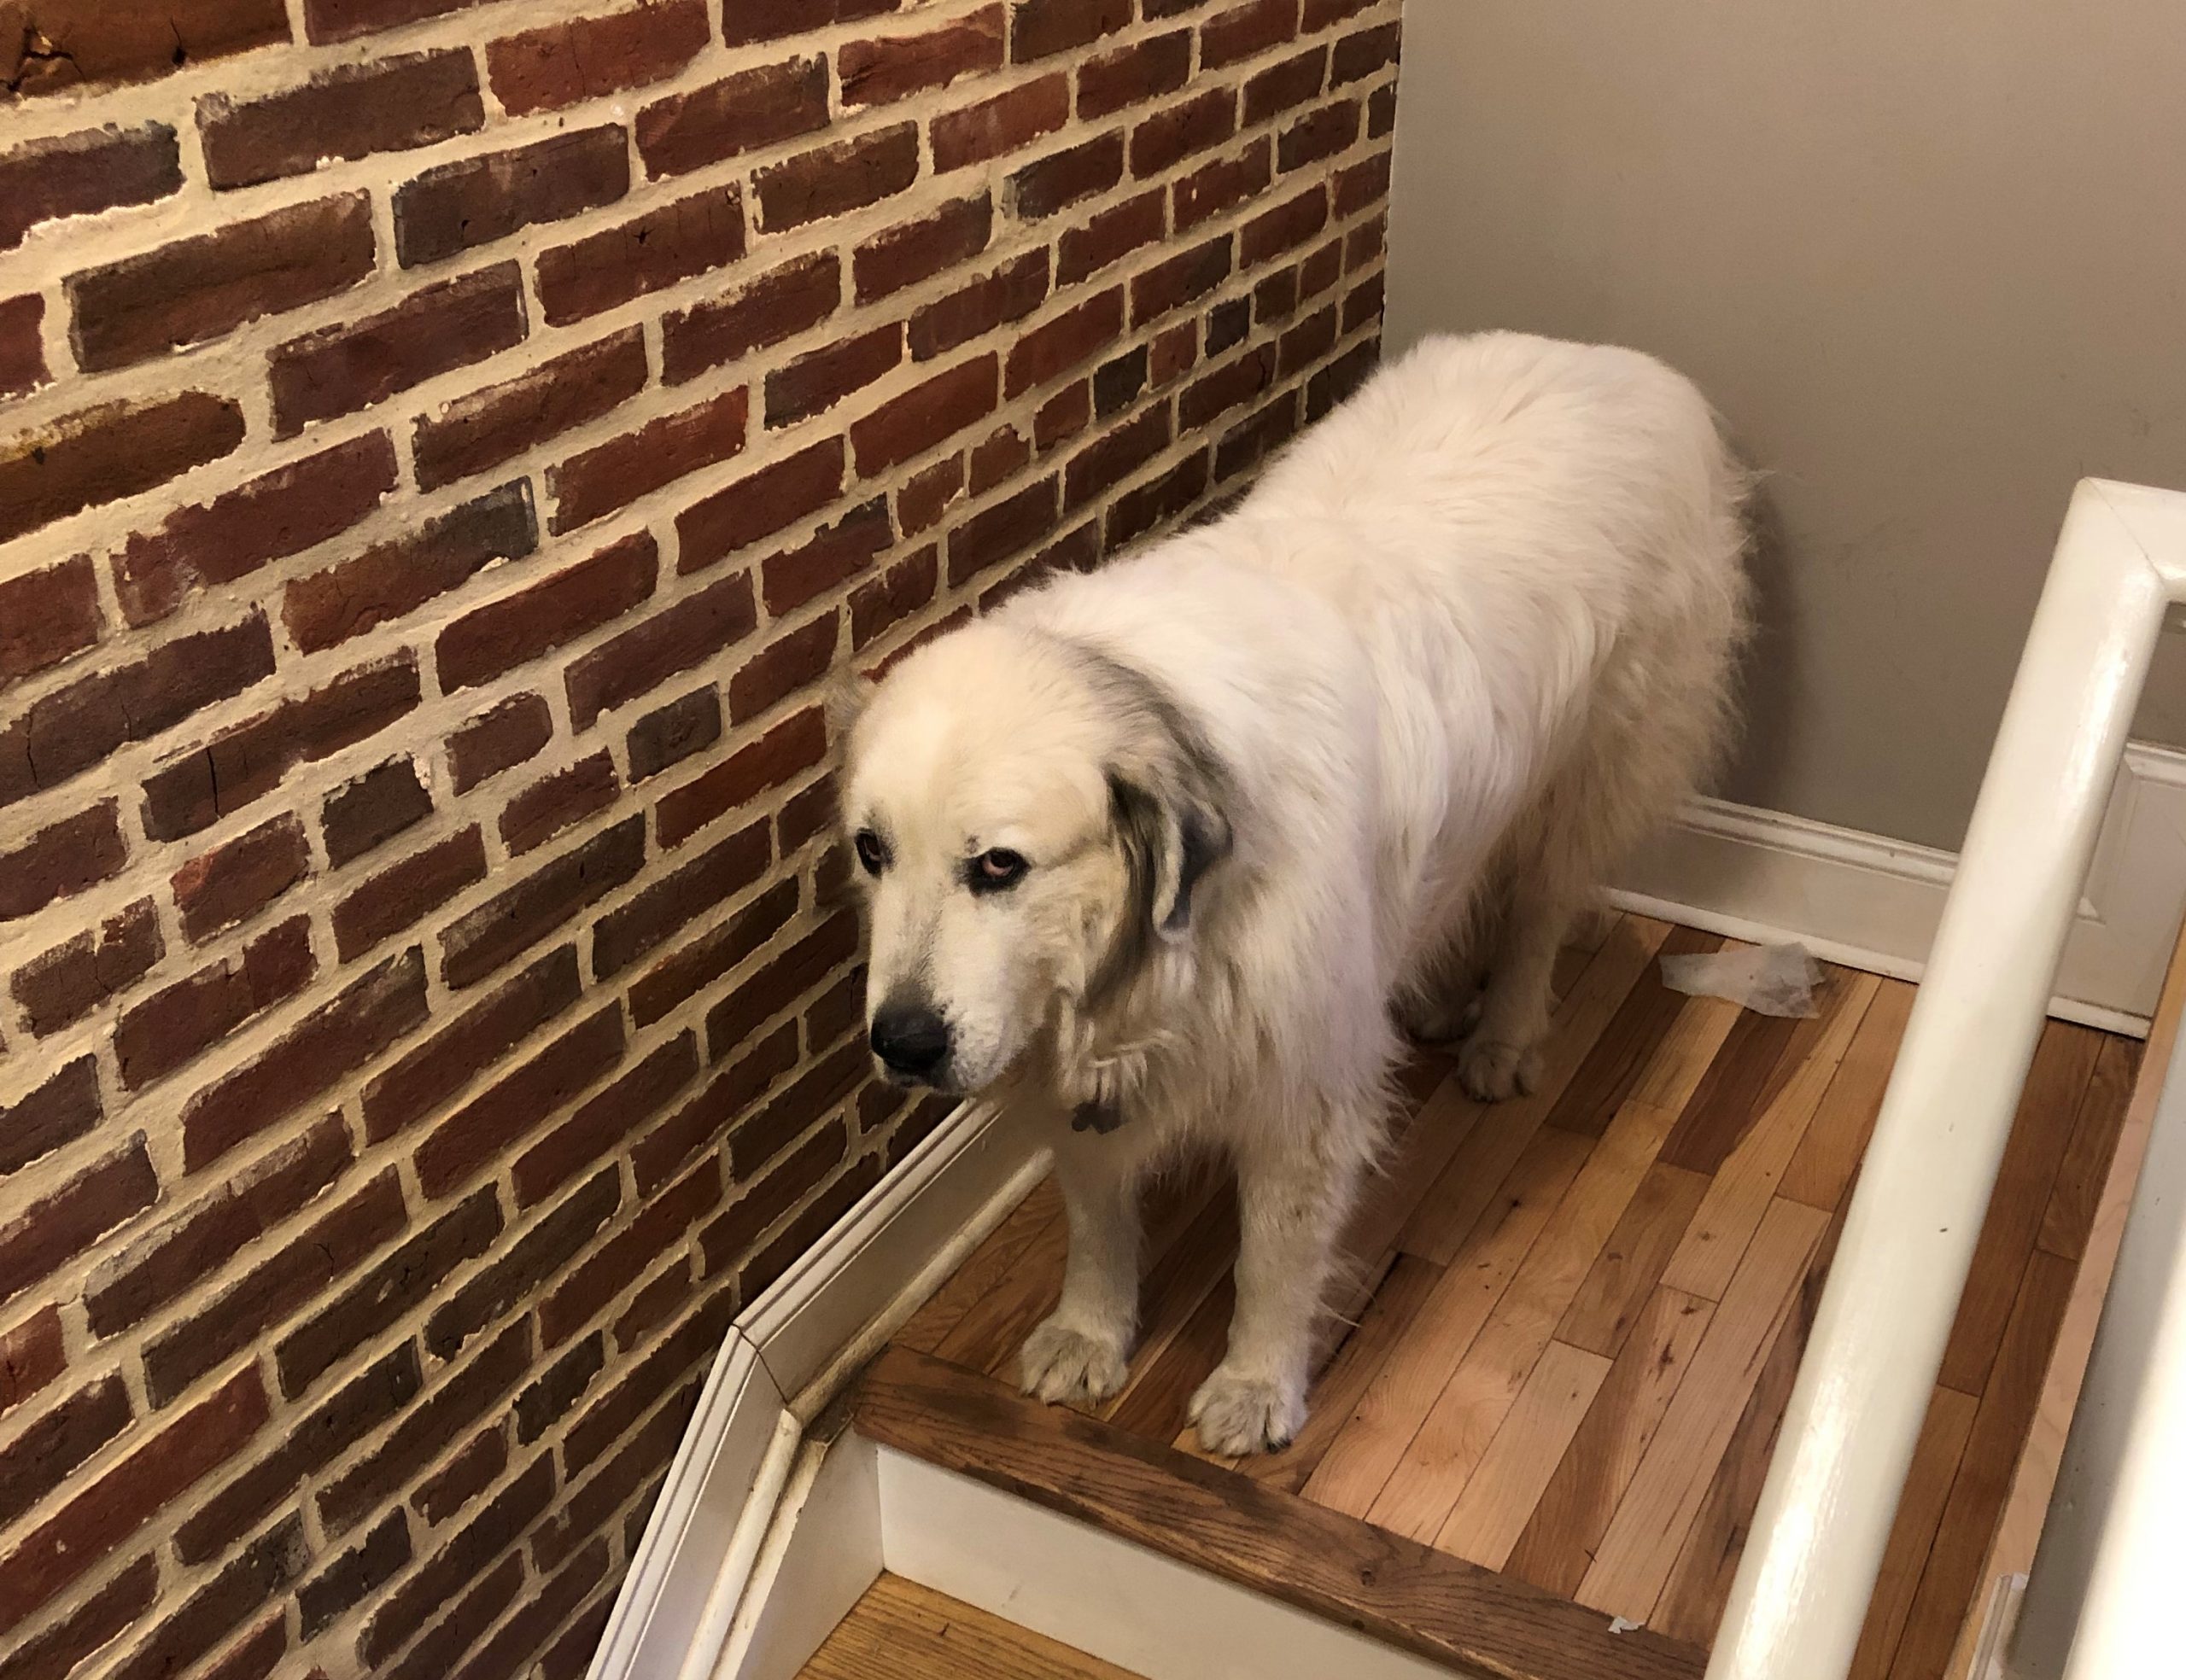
[874,1446,1470,1680]
[715,1434,884,1680]
[590,1095,1047,1680]
[1612,740,2186,1037]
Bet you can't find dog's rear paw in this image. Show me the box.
[1189,1368,1305,1455]
[1457,1035,1542,1102]
[1398,988,1482,1046]
[1019,1318,1130,1405]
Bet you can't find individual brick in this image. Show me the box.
[761,499,892,614]
[1307,335,1379,420]
[1215,387,1301,479]
[1208,295,1252,354]
[447,693,554,794]
[854,195,991,301]
[436,533,658,694]
[0,1135,160,1315]
[538,184,745,326]
[9,898,163,1039]
[549,388,749,534]
[1011,0,1130,61]
[1203,0,1300,69]
[363,946,582,1141]
[1078,31,1191,120]
[4,3,288,96]
[753,123,921,232]
[628,877,798,1029]
[564,570,757,730]
[515,1032,701,1208]
[1132,232,1232,324]
[139,1172,407,1405]
[1241,182,1329,265]
[909,249,1049,359]
[1335,149,1391,217]
[840,5,1002,105]
[439,816,646,989]
[393,127,629,268]
[297,1510,409,1638]
[1131,87,1236,177]
[1010,130,1125,217]
[675,438,845,575]
[270,262,528,437]
[67,195,375,371]
[722,0,901,44]
[593,821,769,980]
[322,758,432,868]
[414,1006,623,1199]
[1005,287,1125,396]
[1182,341,1278,429]
[1109,446,1209,545]
[1055,188,1163,285]
[851,547,939,648]
[0,1309,65,1420]
[114,918,315,1089]
[1,611,275,812]
[931,73,1068,172]
[974,418,1034,487]
[0,392,246,547]
[1176,138,1273,230]
[415,329,648,492]
[0,1056,102,1176]
[170,813,309,944]
[765,324,903,428]
[0,123,182,252]
[517,1339,604,1444]
[1278,299,1339,375]
[657,709,827,849]
[662,251,841,386]
[897,455,966,534]
[1368,78,1397,137]
[1277,97,1360,172]
[627,690,722,783]
[948,477,1058,584]
[112,431,397,627]
[1331,19,1400,85]
[0,803,127,925]
[197,51,483,189]
[0,294,46,400]
[179,946,430,1172]
[85,1114,351,1338]
[635,55,830,178]
[0,1556,156,1680]
[1065,404,1170,508]
[0,1368,266,1637]
[414,1425,506,1521]
[850,354,997,475]
[274,1188,502,1398]
[780,772,841,851]
[333,826,489,960]
[285,480,538,655]
[500,753,619,856]
[728,1041,867,1176]
[488,0,711,115]
[1243,45,1326,124]
[729,615,838,722]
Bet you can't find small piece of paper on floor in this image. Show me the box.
[1660,942,1821,1018]
[1608,1616,1641,1635]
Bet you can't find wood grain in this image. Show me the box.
[1546,925,1720,1137]
[898,1178,1062,1355]
[1558,1161,1710,1356]
[2035,1035,2141,1262]
[798,1573,1146,1680]
[1844,1385,1980,1680]
[936,1203,1071,1376]
[1777,978,1916,1210]
[1436,1339,1612,1568]
[852,1346,1710,1680]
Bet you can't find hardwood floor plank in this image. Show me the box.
[1936,1022,2102,1395]
[1086,1187,1238,1402]
[1657,972,1843,1175]
[2035,1035,2141,1262]
[1107,1269,1232,1441]
[1886,1246,2078,1680]
[1576,1196,1828,1620]
[1336,1074,1486,1320]
[1844,1385,1980,1680]
[897,1178,1063,1355]
[1229,1252,1443,1493]
[1661,973,1880,1303]
[1545,925,1721,1138]
[1366,1093,1696,1542]
[1399,917,1673,1263]
[1778,978,1916,1210]
[1558,1161,1710,1357]
[936,1204,1072,1377]
[1304,1125,1593,1519]
[1505,1286,1715,1599]
[852,1346,1710,1680]
[1435,1339,1611,1568]
[799,1574,1147,1680]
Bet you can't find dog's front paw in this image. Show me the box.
[1189,1368,1305,1455]
[1398,987,1482,1046]
[1019,1317,1131,1405]
[1457,1034,1541,1102]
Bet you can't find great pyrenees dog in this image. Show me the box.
[833,330,1750,1455]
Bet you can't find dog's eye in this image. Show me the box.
[853,829,889,875]
[967,848,1027,893]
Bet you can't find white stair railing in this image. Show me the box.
[1708,478,2186,1680]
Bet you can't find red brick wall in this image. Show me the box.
[0,2,1397,1675]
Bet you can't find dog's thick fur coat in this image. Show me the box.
[837,331,1751,1454]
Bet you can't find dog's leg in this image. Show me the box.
[1458,873,1572,1101]
[1020,1140,1141,1405]
[1190,1124,1362,1455]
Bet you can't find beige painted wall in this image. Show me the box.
[1384,1,2186,852]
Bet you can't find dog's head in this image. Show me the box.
[834,621,1230,1096]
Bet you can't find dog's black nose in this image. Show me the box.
[870,1000,951,1079]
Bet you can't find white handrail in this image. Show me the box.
[1708,478,2186,1680]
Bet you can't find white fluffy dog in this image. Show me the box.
[833,330,1751,1455]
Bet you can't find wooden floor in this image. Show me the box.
[877,914,2140,1677]
[797,1574,1143,1680]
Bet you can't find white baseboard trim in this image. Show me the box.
[591,1095,1048,1680]
[1613,742,2186,1038]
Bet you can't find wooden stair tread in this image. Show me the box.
[798,1573,1145,1680]
[850,1345,1710,1680]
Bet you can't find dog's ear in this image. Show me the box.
[824,670,876,747]
[1108,768,1230,940]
